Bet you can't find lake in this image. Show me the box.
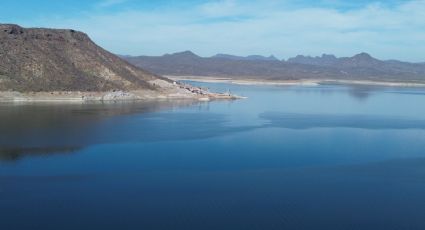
[2,82,425,230]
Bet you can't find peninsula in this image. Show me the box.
[0,24,236,102]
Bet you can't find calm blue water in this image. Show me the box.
[2,82,425,229]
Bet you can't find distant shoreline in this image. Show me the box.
[167,76,425,88]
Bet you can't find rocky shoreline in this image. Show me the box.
[0,79,241,103]
[0,90,241,102]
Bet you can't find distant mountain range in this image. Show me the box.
[212,54,279,61]
[123,51,425,82]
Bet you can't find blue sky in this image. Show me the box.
[1,0,424,61]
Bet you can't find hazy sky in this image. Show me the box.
[1,0,424,61]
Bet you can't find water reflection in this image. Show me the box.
[3,101,425,162]
[0,100,259,161]
[347,87,373,101]
[0,146,80,162]
[0,100,208,161]
[2,84,425,163]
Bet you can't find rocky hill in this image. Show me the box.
[0,24,165,92]
[123,51,425,82]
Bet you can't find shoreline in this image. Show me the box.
[4,75,423,103]
[0,90,241,103]
[0,78,242,103]
[167,76,425,88]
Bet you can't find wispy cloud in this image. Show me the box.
[28,0,425,62]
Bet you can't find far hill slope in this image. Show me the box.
[123,51,425,83]
[0,24,164,92]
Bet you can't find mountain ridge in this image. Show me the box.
[212,54,279,61]
[123,51,425,82]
